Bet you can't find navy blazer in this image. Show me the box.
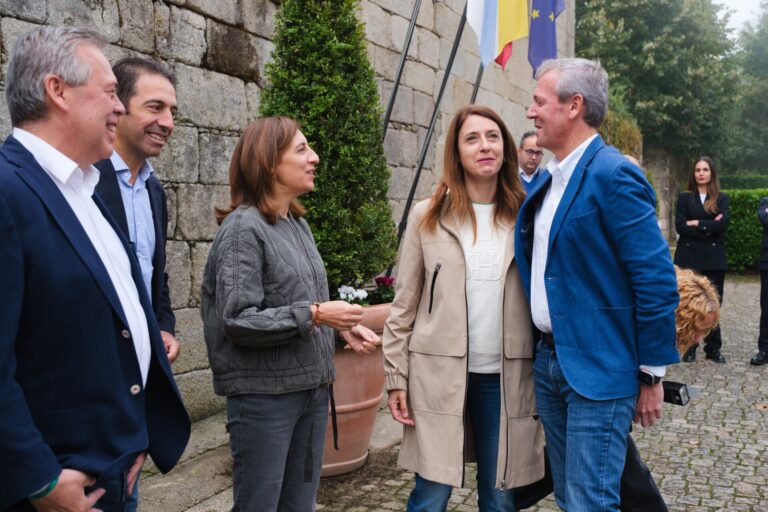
[758,197,768,271]
[0,136,190,509]
[514,136,680,400]
[95,158,175,334]
[673,191,729,271]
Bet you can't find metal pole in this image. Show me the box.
[470,62,484,104]
[387,3,468,275]
[382,0,423,138]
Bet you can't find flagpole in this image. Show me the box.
[382,0,423,139]
[469,62,484,104]
[386,3,468,276]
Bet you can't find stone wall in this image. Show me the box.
[0,0,575,421]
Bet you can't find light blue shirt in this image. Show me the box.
[110,151,156,303]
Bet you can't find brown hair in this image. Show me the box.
[675,266,720,355]
[215,116,307,225]
[421,105,526,235]
[688,156,721,214]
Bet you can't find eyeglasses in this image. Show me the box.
[523,149,544,158]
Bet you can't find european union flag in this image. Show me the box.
[527,0,566,76]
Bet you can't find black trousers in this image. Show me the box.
[513,435,667,511]
[699,270,725,353]
[758,270,768,353]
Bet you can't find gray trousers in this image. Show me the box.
[227,386,329,512]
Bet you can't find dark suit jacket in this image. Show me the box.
[757,197,768,271]
[95,158,175,334]
[514,136,679,400]
[673,191,729,271]
[0,136,190,509]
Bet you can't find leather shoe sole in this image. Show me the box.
[705,351,727,364]
[750,351,768,366]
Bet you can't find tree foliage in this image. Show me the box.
[260,0,396,296]
[576,0,737,157]
[723,1,768,173]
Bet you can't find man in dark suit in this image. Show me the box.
[517,130,544,193]
[95,58,179,365]
[93,57,180,512]
[514,58,679,510]
[752,197,768,365]
[0,27,190,512]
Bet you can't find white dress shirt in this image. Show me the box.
[14,128,152,384]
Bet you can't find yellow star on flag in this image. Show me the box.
[532,9,540,19]
[549,12,555,21]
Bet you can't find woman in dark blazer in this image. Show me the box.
[674,156,729,363]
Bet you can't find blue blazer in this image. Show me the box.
[95,158,175,334]
[0,136,190,509]
[520,168,543,194]
[514,136,680,400]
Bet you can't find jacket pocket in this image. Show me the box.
[428,262,442,314]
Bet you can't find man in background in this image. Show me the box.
[518,130,544,193]
[95,56,181,511]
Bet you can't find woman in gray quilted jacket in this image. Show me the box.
[201,116,380,511]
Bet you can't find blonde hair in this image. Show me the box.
[675,266,720,354]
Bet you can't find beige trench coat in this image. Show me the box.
[383,199,545,489]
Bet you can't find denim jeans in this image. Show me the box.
[227,386,329,512]
[407,373,516,512]
[533,342,635,511]
[122,473,139,512]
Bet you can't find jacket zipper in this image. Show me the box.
[428,262,441,314]
[499,288,509,489]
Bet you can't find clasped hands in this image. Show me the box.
[312,300,381,354]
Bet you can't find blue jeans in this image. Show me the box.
[534,342,635,511]
[407,373,516,512]
[122,473,139,512]
[227,386,329,512]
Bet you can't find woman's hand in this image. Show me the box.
[315,300,363,330]
[387,389,415,426]
[714,213,723,221]
[686,220,699,227]
[339,324,381,354]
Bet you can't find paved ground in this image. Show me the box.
[140,275,768,511]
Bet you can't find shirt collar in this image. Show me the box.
[110,150,154,184]
[519,167,539,182]
[545,134,598,185]
[13,127,99,195]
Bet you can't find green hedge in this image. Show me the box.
[720,175,768,189]
[724,188,768,272]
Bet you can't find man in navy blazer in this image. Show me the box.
[95,58,179,365]
[0,27,190,512]
[514,58,679,510]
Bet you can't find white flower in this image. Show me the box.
[355,289,368,300]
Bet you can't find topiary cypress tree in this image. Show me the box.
[260,0,396,298]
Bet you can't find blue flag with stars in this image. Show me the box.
[527,0,566,76]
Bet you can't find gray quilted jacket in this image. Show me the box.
[200,205,335,396]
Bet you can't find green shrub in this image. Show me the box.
[720,175,768,190]
[723,188,768,272]
[600,92,642,158]
[260,0,396,296]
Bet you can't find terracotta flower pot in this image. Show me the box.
[321,303,389,477]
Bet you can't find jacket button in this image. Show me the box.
[130,384,141,395]
[121,329,131,339]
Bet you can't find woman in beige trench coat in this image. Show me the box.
[383,105,545,511]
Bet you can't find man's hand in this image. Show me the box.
[31,469,104,512]
[339,325,381,354]
[126,452,147,496]
[634,381,664,427]
[160,331,180,364]
[387,389,415,426]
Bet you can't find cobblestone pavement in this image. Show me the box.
[142,276,768,511]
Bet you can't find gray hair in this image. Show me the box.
[519,130,538,148]
[535,58,609,128]
[6,26,106,127]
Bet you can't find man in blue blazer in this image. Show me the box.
[0,27,190,512]
[514,58,679,511]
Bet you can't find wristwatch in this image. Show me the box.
[638,369,662,386]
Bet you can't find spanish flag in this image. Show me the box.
[467,0,529,70]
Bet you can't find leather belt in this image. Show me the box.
[541,332,555,351]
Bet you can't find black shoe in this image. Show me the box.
[750,351,768,366]
[682,346,697,362]
[705,350,727,364]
